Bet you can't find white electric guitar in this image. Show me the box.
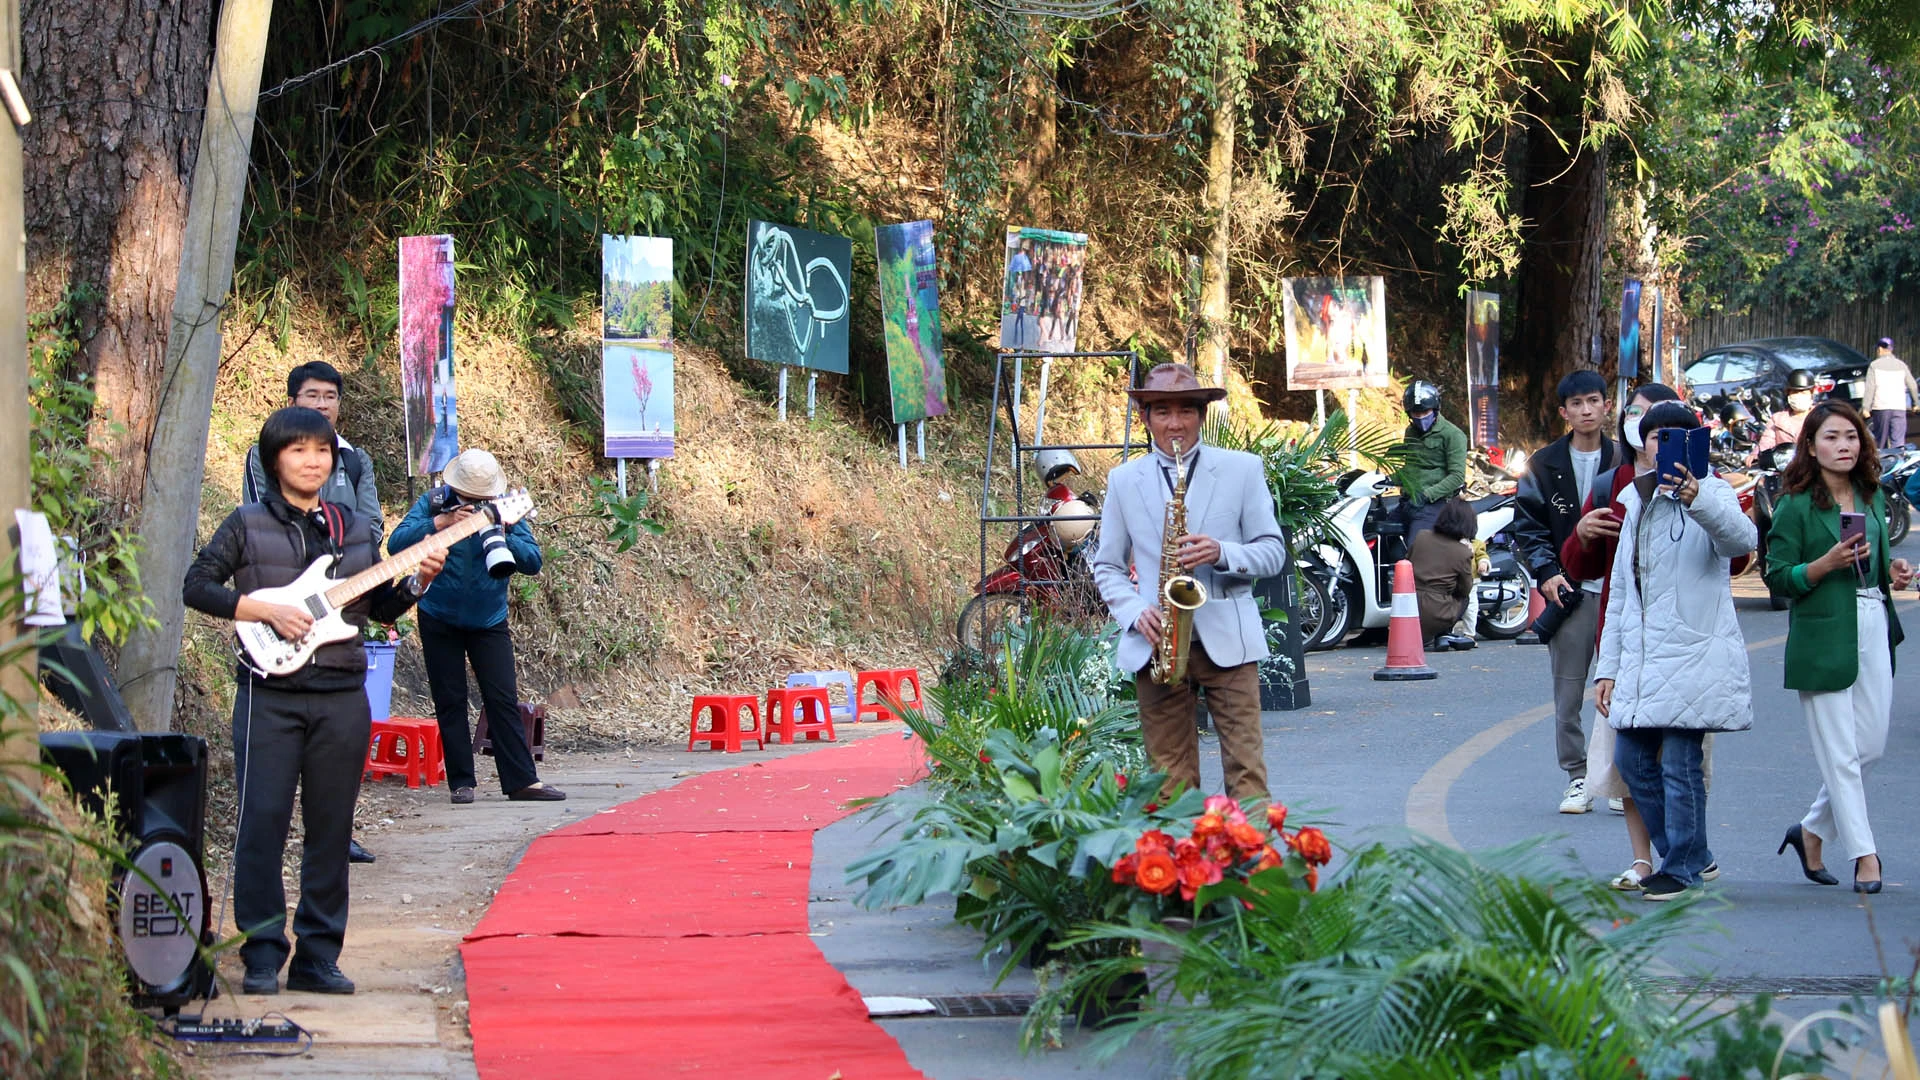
[234,489,536,677]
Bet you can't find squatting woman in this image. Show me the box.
[1764,400,1911,894]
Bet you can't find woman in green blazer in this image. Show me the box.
[1763,401,1912,894]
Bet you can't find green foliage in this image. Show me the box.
[27,290,157,646]
[1209,410,1404,538]
[588,477,667,553]
[1052,839,1835,1079]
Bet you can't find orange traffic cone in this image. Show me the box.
[1374,559,1438,681]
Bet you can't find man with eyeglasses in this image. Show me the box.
[242,360,384,865]
[244,362,382,547]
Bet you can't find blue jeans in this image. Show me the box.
[1613,728,1711,884]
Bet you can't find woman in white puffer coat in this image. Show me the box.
[1594,401,1758,902]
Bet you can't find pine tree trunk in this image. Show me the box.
[22,0,215,508]
[1511,114,1607,437]
[1199,3,1243,386]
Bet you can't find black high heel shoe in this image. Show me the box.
[1855,855,1884,895]
[1779,825,1840,886]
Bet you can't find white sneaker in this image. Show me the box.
[1558,778,1592,814]
[1607,797,1625,814]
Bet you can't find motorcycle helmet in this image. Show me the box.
[1403,380,1442,416]
[1032,447,1082,486]
[1786,368,1816,391]
[1049,498,1097,547]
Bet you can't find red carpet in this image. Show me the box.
[462,733,928,1078]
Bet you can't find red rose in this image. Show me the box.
[1136,829,1174,855]
[1115,772,1128,790]
[1173,837,1203,863]
[1192,813,1227,841]
[1265,803,1289,832]
[1206,839,1235,866]
[1135,851,1179,895]
[1254,844,1282,872]
[1177,853,1223,900]
[1305,866,1319,892]
[1111,854,1138,885]
[1290,827,1333,866]
[1226,821,1265,853]
[978,751,991,764]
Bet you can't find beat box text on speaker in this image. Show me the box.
[131,890,196,937]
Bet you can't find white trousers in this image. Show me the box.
[1798,595,1893,863]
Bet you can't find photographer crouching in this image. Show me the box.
[390,449,566,803]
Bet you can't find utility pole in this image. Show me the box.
[116,0,274,731]
[0,0,32,771]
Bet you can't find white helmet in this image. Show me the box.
[1050,499,1096,545]
[1032,448,1082,486]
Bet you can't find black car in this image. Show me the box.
[1682,336,1873,410]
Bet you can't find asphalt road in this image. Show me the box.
[813,538,1920,1078]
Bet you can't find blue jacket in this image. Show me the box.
[389,492,542,630]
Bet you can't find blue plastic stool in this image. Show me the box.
[786,670,857,724]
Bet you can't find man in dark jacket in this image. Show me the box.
[1398,380,1469,537]
[388,448,563,803]
[244,361,382,548]
[1513,370,1621,814]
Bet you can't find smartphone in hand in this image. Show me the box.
[1655,429,1688,493]
[1839,511,1868,578]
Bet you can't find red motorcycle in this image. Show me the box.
[957,488,1104,652]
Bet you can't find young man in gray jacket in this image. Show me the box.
[244,361,382,548]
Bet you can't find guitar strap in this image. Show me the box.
[315,502,346,574]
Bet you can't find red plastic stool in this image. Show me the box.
[477,702,548,763]
[366,717,445,788]
[765,686,835,744]
[854,668,923,723]
[688,695,765,753]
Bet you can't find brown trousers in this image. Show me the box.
[1134,640,1268,802]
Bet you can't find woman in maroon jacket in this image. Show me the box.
[1560,385,1679,891]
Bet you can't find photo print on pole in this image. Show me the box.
[744,220,852,374]
[1465,291,1500,448]
[876,220,948,424]
[999,226,1088,355]
[1279,276,1390,391]
[1619,279,1643,382]
[399,234,460,476]
[602,235,676,459]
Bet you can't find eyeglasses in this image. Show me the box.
[295,390,340,405]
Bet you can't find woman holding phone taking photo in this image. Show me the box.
[1764,400,1912,894]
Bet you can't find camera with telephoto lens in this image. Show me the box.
[429,486,517,579]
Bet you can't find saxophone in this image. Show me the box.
[1151,438,1208,684]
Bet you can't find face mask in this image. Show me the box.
[1415,413,1438,433]
[1789,391,1814,412]
[1623,404,1650,449]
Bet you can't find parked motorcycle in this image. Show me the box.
[1299,470,1532,649]
[958,495,1103,651]
[1882,448,1915,547]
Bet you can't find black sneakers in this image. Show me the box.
[286,957,356,994]
[1639,873,1693,901]
[241,964,279,995]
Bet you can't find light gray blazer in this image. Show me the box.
[1091,444,1287,675]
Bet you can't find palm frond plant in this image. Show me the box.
[1209,409,1407,540]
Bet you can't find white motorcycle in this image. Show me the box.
[1297,470,1535,650]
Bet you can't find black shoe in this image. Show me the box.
[1855,856,1884,895]
[241,964,279,995]
[1639,872,1693,901]
[285,957,355,994]
[1444,635,1476,651]
[450,786,476,805]
[347,838,376,864]
[507,782,567,802]
[1778,824,1840,886]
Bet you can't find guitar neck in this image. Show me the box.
[321,510,496,609]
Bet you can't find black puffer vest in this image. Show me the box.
[232,497,379,681]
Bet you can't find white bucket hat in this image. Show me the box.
[443,448,507,499]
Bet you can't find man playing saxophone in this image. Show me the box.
[1091,363,1288,801]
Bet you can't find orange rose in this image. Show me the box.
[1206,839,1235,866]
[1266,803,1289,832]
[1173,837,1203,864]
[1111,854,1137,885]
[1290,827,1333,866]
[1227,821,1266,853]
[1177,853,1223,900]
[1305,866,1319,892]
[1254,844,1282,872]
[1192,813,1227,841]
[1135,851,1179,895]
[1136,829,1174,855]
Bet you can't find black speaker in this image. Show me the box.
[39,731,216,1012]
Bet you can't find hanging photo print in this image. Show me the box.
[1280,276,1389,391]
[399,234,460,476]
[999,226,1088,354]
[1619,279,1643,381]
[602,235,675,459]
[744,220,852,374]
[876,220,948,424]
[1464,291,1500,448]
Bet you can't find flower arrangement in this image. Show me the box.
[1111,795,1330,905]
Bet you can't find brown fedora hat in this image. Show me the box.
[1126,362,1228,406]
